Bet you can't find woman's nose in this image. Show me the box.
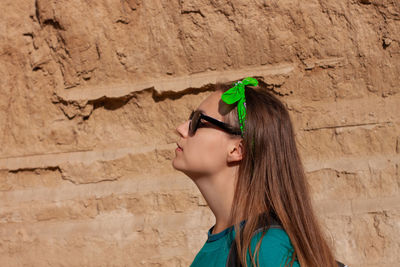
[175,120,189,137]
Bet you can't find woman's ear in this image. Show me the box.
[227,138,244,163]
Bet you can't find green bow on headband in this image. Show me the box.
[221,77,258,135]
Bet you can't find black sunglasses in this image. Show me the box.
[188,110,242,136]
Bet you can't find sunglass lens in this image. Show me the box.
[189,110,200,136]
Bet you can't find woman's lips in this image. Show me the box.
[176,143,183,151]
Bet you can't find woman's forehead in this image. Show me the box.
[197,91,230,119]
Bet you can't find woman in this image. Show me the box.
[172,78,337,267]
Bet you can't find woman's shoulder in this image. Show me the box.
[247,227,300,266]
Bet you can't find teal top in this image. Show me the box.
[190,222,300,267]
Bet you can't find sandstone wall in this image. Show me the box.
[0,0,399,266]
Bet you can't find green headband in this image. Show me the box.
[220,77,258,136]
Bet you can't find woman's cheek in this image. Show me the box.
[202,140,226,168]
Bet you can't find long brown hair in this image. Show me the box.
[216,83,337,267]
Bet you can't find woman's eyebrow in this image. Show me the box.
[195,108,207,115]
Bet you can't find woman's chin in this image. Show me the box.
[171,157,184,171]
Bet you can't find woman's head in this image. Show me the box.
[172,90,244,180]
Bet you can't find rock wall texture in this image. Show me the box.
[0,0,399,266]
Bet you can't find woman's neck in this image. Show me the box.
[192,168,237,234]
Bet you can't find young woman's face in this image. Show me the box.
[172,91,234,179]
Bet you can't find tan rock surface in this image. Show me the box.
[0,0,399,266]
